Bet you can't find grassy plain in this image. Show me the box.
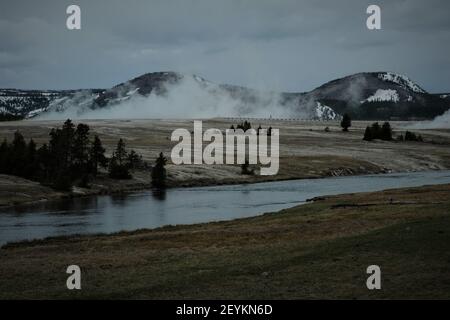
[1,183,449,299]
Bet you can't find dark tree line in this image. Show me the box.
[362,121,425,142]
[363,122,393,141]
[230,121,273,136]
[0,113,23,121]
[0,119,145,190]
[397,131,423,142]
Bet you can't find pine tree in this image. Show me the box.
[363,126,373,141]
[341,114,352,132]
[0,139,9,174]
[36,143,51,181]
[11,131,27,175]
[243,121,251,131]
[151,152,167,188]
[73,123,91,170]
[108,139,131,179]
[61,119,75,168]
[381,122,393,141]
[89,135,107,175]
[127,150,143,170]
[23,139,37,178]
[115,138,128,166]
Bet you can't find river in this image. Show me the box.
[1,170,450,245]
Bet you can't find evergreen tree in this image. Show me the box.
[0,139,9,174]
[115,138,128,166]
[0,120,145,188]
[341,113,352,132]
[371,122,381,138]
[89,135,107,175]
[108,139,131,179]
[381,122,393,141]
[151,152,167,188]
[405,131,417,141]
[11,131,27,175]
[73,123,91,171]
[108,155,131,179]
[61,119,76,168]
[23,139,37,178]
[363,126,373,141]
[127,150,143,170]
[243,121,251,131]
[36,143,51,181]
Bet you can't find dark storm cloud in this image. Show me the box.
[0,0,449,92]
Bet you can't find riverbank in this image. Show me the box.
[0,155,384,208]
[2,119,450,208]
[1,183,449,299]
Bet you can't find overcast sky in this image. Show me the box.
[1,0,449,93]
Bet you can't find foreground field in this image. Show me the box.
[1,183,449,299]
[1,119,450,207]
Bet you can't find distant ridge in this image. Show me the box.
[1,71,449,121]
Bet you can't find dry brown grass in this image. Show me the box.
[1,183,449,299]
[2,119,450,207]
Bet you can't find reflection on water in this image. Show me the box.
[152,188,167,201]
[1,170,450,245]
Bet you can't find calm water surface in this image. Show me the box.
[1,170,450,245]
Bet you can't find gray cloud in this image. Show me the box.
[1,0,449,92]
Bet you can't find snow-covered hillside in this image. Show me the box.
[314,102,341,120]
[1,71,449,120]
[378,72,426,94]
[364,89,400,103]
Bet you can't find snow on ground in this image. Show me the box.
[364,89,400,103]
[378,72,426,94]
[126,88,140,96]
[26,108,48,118]
[315,102,340,120]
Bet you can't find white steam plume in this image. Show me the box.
[36,75,307,120]
[408,109,450,129]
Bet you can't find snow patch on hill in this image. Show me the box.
[378,73,426,94]
[364,89,400,103]
[315,102,340,120]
